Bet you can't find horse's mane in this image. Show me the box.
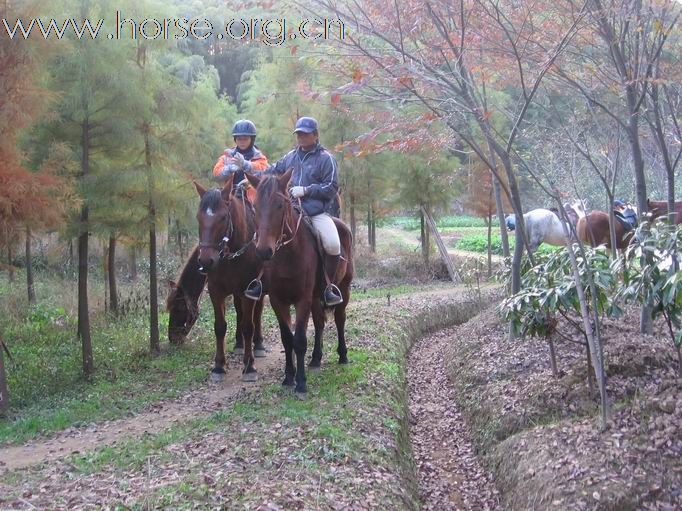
[199,189,223,212]
[256,174,281,202]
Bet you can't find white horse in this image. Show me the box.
[506,202,584,252]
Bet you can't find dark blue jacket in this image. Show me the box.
[267,143,339,216]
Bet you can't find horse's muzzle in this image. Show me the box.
[256,247,273,261]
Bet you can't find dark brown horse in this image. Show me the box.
[647,199,682,224]
[246,169,353,395]
[166,245,204,344]
[193,175,266,382]
[166,246,265,355]
[576,210,633,249]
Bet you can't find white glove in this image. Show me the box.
[233,152,246,170]
[290,186,306,198]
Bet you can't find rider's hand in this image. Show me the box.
[290,186,306,198]
[233,152,246,170]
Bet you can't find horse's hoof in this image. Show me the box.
[308,360,321,371]
[254,349,266,358]
[233,347,244,356]
[338,356,349,365]
[294,390,307,400]
[282,378,295,387]
[295,383,307,396]
[241,371,257,383]
[210,372,225,384]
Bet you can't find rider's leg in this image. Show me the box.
[311,214,343,306]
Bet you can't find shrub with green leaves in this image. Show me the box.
[455,233,555,255]
[615,221,682,377]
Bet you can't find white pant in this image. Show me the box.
[311,213,341,256]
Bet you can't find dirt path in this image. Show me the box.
[0,349,283,473]
[408,326,500,510]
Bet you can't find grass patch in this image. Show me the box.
[454,233,557,255]
[379,215,497,230]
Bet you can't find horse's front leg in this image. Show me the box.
[233,294,244,355]
[334,282,350,365]
[270,295,295,387]
[209,290,228,383]
[293,300,312,395]
[309,299,325,370]
[253,297,266,358]
[238,296,257,382]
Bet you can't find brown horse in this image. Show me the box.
[576,210,633,249]
[193,175,266,382]
[245,169,353,395]
[647,199,682,224]
[166,245,265,355]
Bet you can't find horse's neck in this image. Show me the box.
[228,200,252,248]
[178,247,206,300]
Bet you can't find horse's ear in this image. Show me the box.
[194,181,206,198]
[245,172,261,189]
[278,167,294,192]
[647,198,650,207]
[221,173,234,201]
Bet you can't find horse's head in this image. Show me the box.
[647,198,668,222]
[166,280,197,343]
[505,214,516,231]
[246,168,294,261]
[194,175,234,272]
[567,199,586,219]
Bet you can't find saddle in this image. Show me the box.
[614,210,638,231]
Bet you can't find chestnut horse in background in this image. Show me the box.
[573,201,634,250]
[647,199,682,224]
[246,169,354,396]
[192,175,266,382]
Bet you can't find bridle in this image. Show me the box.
[264,193,302,253]
[198,192,255,263]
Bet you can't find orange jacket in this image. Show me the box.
[213,147,268,202]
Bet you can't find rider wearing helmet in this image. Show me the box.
[244,116,344,307]
[212,119,269,201]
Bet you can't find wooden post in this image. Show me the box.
[421,206,461,283]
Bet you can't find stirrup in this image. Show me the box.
[324,284,343,306]
[244,279,262,301]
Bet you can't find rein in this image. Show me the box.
[272,194,303,252]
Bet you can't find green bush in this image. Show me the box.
[379,215,498,230]
[455,233,555,255]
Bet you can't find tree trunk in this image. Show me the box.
[149,221,159,354]
[0,340,8,415]
[129,245,137,281]
[7,244,14,283]
[25,226,35,304]
[547,336,559,378]
[145,127,160,355]
[349,192,357,241]
[68,239,74,269]
[175,220,184,260]
[420,207,428,263]
[79,121,93,379]
[487,212,492,277]
[490,166,510,258]
[108,234,118,314]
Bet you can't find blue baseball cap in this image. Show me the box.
[293,116,319,134]
[613,199,625,207]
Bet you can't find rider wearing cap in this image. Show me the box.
[212,120,269,201]
[244,116,343,307]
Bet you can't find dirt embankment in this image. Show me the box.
[443,307,682,510]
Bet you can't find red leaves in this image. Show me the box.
[331,93,342,106]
